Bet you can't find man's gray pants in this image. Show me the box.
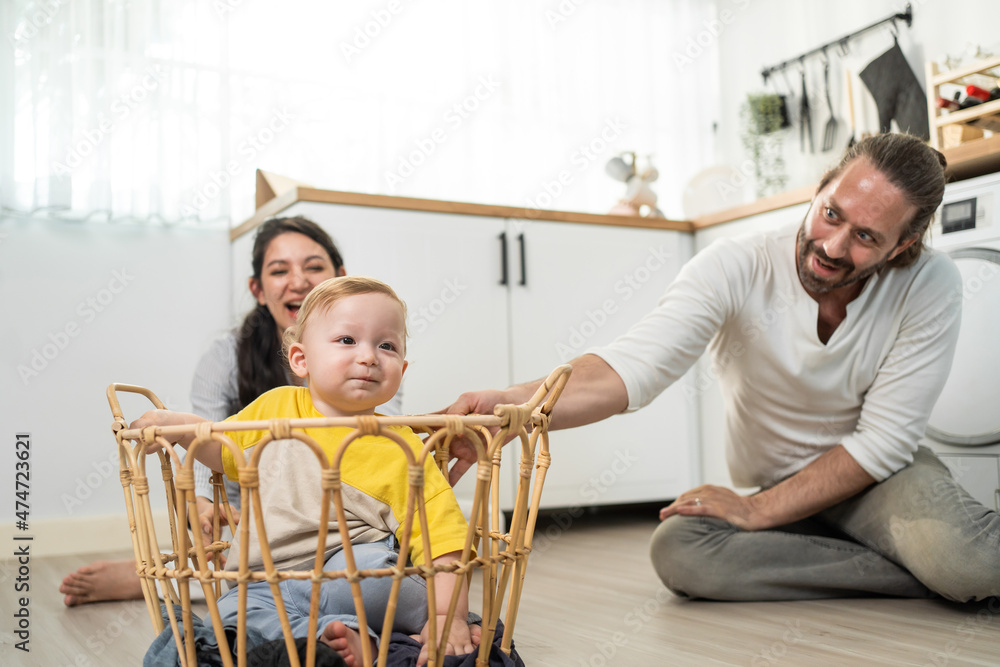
[650,447,1000,601]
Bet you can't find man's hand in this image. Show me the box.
[440,388,522,485]
[439,355,627,485]
[444,437,481,487]
[659,485,764,531]
[445,389,515,419]
[411,616,481,666]
[659,446,877,532]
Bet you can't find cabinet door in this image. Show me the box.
[505,219,697,509]
[938,455,1000,511]
[278,202,511,414]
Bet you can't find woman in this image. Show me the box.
[61,216,401,606]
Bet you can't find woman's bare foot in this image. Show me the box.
[319,620,372,667]
[60,560,143,607]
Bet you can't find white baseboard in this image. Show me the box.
[0,511,173,558]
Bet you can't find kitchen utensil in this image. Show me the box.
[822,60,838,151]
[800,68,813,153]
[845,68,856,148]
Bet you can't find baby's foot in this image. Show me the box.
[319,620,371,667]
[60,560,143,606]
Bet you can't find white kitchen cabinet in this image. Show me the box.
[232,196,697,511]
[939,455,1000,511]
[504,219,697,509]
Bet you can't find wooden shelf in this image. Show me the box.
[935,98,1000,129]
[929,54,1000,87]
[927,57,1000,154]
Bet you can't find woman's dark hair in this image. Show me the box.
[816,133,948,268]
[235,216,344,410]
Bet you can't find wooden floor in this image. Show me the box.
[3,507,999,666]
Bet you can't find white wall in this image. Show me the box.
[713,0,1000,196]
[0,216,231,555]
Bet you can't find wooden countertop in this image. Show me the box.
[691,185,815,229]
[231,186,694,241]
[235,146,1000,241]
[690,138,1000,228]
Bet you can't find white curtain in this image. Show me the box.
[1,0,719,226]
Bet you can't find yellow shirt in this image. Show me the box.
[221,387,470,570]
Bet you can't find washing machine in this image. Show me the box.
[924,170,1000,511]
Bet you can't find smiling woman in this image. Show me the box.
[238,217,346,408]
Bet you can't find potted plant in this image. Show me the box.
[741,94,789,198]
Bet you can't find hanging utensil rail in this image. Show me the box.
[760,3,913,84]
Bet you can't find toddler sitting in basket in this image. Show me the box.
[134,276,480,666]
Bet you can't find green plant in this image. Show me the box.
[741,94,789,198]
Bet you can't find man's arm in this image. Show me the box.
[659,444,875,530]
[442,354,628,485]
[446,353,628,431]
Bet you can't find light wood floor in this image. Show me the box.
[4,507,999,666]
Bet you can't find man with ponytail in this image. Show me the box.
[449,134,1000,603]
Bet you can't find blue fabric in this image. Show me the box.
[143,603,269,667]
[203,537,427,648]
[383,619,524,667]
[144,607,522,667]
[246,636,347,667]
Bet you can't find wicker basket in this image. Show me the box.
[107,365,571,667]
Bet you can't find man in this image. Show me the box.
[447,134,1000,602]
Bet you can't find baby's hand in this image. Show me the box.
[128,409,190,454]
[412,616,480,666]
[195,496,239,565]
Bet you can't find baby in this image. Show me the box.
[134,276,479,666]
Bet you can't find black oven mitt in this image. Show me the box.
[859,41,929,139]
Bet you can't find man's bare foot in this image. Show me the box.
[319,620,372,667]
[60,560,143,607]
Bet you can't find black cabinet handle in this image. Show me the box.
[517,233,527,286]
[498,231,508,286]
